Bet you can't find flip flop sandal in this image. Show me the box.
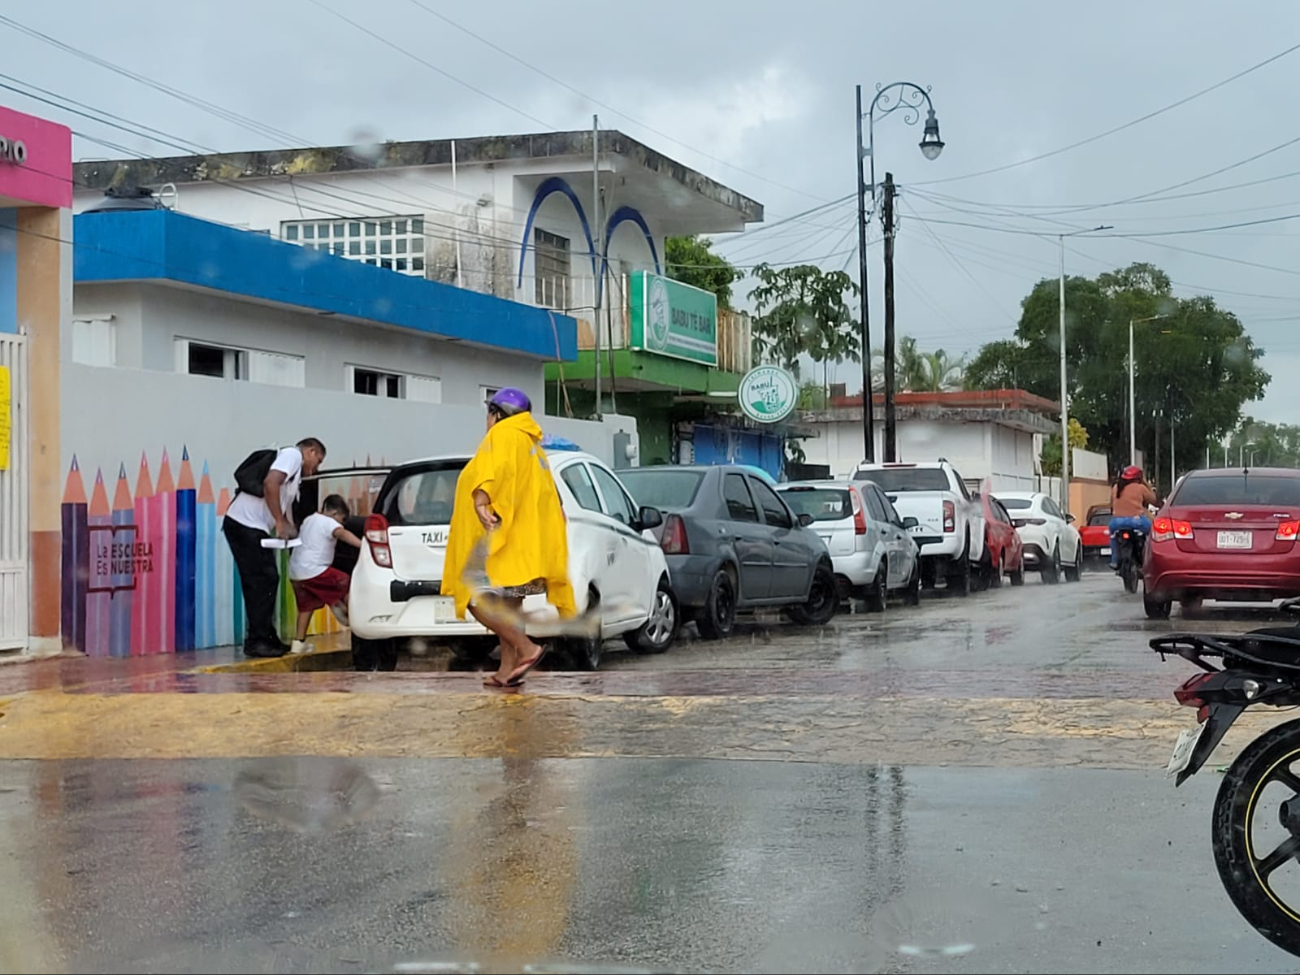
[505,645,549,686]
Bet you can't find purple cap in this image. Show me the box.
[489,387,531,416]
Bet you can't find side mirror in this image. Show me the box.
[637,505,664,531]
[797,512,815,528]
[902,516,919,529]
[1066,513,1077,524]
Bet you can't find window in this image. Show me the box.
[861,486,888,522]
[723,474,759,522]
[1043,498,1064,520]
[182,340,244,380]
[854,468,950,492]
[71,316,116,367]
[880,492,903,526]
[1000,497,1033,510]
[750,479,792,529]
[534,228,571,309]
[280,215,426,276]
[406,376,442,404]
[591,464,638,526]
[618,469,705,509]
[1172,474,1300,507]
[480,386,501,407]
[247,349,305,388]
[383,464,461,526]
[561,464,603,513]
[993,500,1013,525]
[780,487,850,523]
[354,367,402,398]
[1087,508,1112,526]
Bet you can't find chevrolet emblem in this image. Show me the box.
[1225,512,1245,520]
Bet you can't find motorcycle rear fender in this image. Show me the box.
[1176,702,1246,786]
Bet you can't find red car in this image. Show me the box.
[980,492,1025,586]
[1080,504,1113,562]
[1144,467,1300,619]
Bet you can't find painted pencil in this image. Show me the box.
[174,447,196,652]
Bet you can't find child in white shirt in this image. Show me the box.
[288,494,362,653]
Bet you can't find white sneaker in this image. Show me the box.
[330,603,350,627]
[290,640,311,655]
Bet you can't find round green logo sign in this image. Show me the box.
[738,365,798,424]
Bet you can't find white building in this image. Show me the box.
[797,389,1060,490]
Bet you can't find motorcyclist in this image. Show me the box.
[1109,465,1157,569]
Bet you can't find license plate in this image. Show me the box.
[1217,530,1252,549]
[431,596,456,623]
[1166,724,1206,778]
[1100,547,1111,556]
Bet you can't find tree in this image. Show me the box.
[872,336,966,391]
[1040,418,1090,477]
[1227,419,1300,468]
[664,235,739,309]
[748,263,861,379]
[964,261,1269,486]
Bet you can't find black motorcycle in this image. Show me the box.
[1154,606,1300,957]
[1115,526,1147,593]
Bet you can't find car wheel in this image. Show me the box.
[1009,558,1026,586]
[864,562,888,613]
[351,634,396,672]
[1064,545,1082,582]
[904,561,922,606]
[447,637,495,665]
[948,538,972,596]
[787,562,839,626]
[989,551,1004,589]
[1180,595,1204,618]
[696,569,737,641]
[565,588,603,670]
[1042,543,1061,584]
[624,578,680,653]
[1144,596,1172,620]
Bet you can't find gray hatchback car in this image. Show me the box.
[617,465,838,639]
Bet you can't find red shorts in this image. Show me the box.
[292,567,350,612]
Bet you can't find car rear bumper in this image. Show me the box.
[910,533,964,559]
[1021,543,1049,566]
[830,550,876,587]
[1145,556,1300,602]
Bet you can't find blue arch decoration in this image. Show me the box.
[602,206,661,279]
[516,176,599,299]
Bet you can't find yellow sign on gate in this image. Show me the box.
[0,365,10,471]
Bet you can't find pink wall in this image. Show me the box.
[0,105,71,210]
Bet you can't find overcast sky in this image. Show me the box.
[6,0,1300,426]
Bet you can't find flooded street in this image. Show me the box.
[0,572,1297,972]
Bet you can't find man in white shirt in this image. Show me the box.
[222,438,326,657]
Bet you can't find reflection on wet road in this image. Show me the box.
[1,573,1299,971]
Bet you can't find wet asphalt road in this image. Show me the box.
[5,569,1300,973]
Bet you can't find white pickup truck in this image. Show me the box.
[851,460,986,594]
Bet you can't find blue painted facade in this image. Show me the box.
[0,209,16,334]
[691,423,784,480]
[75,209,577,361]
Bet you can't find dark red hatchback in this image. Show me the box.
[1144,467,1300,619]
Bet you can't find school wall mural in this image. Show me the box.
[60,448,381,656]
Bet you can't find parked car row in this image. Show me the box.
[333,451,1085,672]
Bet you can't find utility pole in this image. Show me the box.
[854,85,875,463]
[882,172,898,462]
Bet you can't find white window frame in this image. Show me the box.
[71,314,116,367]
[533,228,571,309]
[346,364,443,403]
[281,215,426,276]
[174,338,304,388]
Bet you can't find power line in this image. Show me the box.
[911,39,1300,186]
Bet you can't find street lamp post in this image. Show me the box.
[1129,314,1167,466]
[1056,226,1111,514]
[855,81,945,463]
[1241,441,1256,467]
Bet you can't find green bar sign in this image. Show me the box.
[629,271,717,366]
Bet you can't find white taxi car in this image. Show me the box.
[349,451,679,670]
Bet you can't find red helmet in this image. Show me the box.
[1122,465,1143,480]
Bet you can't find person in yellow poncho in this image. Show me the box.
[441,388,576,687]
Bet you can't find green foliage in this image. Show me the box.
[875,336,966,391]
[1227,420,1300,469]
[964,261,1269,476]
[748,263,861,377]
[664,235,739,309]
[1039,419,1090,477]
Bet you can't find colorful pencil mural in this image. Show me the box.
[60,448,379,655]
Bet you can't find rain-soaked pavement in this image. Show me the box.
[2,571,1299,972]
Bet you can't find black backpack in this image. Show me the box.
[233,448,279,497]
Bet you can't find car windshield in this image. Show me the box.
[853,468,949,491]
[780,487,852,522]
[618,469,705,508]
[999,498,1034,510]
[380,464,464,525]
[1172,474,1300,507]
[1088,510,1112,526]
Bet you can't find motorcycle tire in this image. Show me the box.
[1213,718,1300,957]
[1121,559,1139,594]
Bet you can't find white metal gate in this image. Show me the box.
[0,333,27,651]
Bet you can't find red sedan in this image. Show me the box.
[980,492,1025,586]
[1080,504,1112,563]
[1144,467,1300,619]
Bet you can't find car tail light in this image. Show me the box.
[1277,520,1300,541]
[943,500,955,533]
[661,513,689,555]
[365,513,392,568]
[1152,517,1192,542]
[850,489,867,535]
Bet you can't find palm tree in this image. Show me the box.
[870,336,966,392]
